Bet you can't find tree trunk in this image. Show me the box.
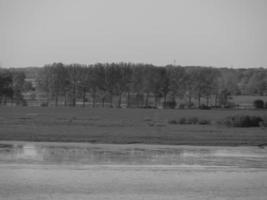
[11,95,14,105]
[55,94,58,107]
[137,93,141,107]
[145,93,149,107]
[118,93,122,108]
[127,92,130,108]
[72,97,76,107]
[102,97,105,107]
[72,85,76,107]
[188,95,192,107]
[47,92,50,106]
[64,93,67,106]
[92,91,96,108]
[110,94,113,108]
[3,96,6,105]
[154,94,157,107]
[198,93,201,108]
[163,93,167,108]
[82,88,86,107]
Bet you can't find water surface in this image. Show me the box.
[1,142,267,200]
[1,142,267,168]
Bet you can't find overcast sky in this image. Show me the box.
[0,0,266,68]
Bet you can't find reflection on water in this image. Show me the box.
[0,142,267,168]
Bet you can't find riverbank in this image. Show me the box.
[1,162,267,200]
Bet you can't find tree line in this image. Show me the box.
[35,63,267,108]
[0,68,32,105]
[1,63,266,107]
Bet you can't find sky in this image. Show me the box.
[0,0,267,68]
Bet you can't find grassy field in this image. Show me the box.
[0,107,267,146]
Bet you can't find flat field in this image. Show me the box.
[0,107,266,146]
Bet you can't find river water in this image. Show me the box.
[0,142,267,167]
[1,142,267,200]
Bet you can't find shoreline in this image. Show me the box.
[1,139,267,148]
[0,140,266,148]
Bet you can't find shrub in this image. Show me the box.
[259,115,267,127]
[21,99,27,106]
[178,103,185,109]
[143,105,157,109]
[40,102,48,107]
[168,119,178,124]
[187,102,194,108]
[254,99,264,109]
[187,117,199,124]
[144,117,152,122]
[178,117,187,124]
[199,104,211,110]
[224,102,236,109]
[169,117,211,125]
[155,122,166,127]
[163,101,177,109]
[198,119,210,125]
[221,115,263,127]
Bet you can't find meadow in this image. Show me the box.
[0,107,266,146]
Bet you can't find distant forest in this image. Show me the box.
[0,63,266,108]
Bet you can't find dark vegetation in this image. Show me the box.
[254,99,265,109]
[0,69,33,105]
[168,117,211,125]
[220,115,266,127]
[168,114,267,127]
[1,63,267,109]
[35,64,267,108]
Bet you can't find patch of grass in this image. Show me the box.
[0,107,267,145]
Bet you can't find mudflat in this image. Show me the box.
[0,142,267,200]
[1,164,267,200]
